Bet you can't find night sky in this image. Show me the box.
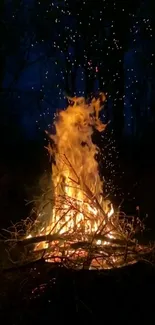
[0,0,155,228]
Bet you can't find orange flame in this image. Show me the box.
[28,94,115,253]
[45,94,114,234]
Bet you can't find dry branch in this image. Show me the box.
[7,234,64,246]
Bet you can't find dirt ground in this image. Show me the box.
[0,262,155,324]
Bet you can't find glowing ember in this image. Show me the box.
[26,94,139,269]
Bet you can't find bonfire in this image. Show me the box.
[1,93,152,270]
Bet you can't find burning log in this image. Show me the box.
[16,234,64,246]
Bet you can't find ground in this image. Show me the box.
[0,262,155,323]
